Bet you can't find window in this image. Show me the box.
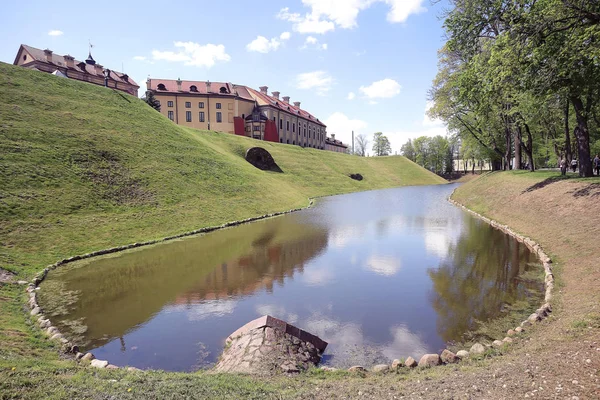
[279,119,283,129]
[216,103,222,109]
[280,138,283,143]
[199,112,205,122]
[168,111,174,120]
[220,87,227,93]
[304,127,306,137]
[167,101,173,107]
[287,139,289,144]
[185,102,191,108]
[216,112,222,123]
[157,83,166,90]
[253,125,261,131]
[293,123,295,133]
[286,121,290,131]
[199,102,204,109]
[186,111,192,122]
[190,85,198,92]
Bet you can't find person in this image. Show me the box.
[560,158,567,176]
[594,154,600,176]
[571,158,578,173]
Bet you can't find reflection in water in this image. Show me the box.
[40,184,543,371]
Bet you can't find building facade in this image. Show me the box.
[13,44,139,96]
[325,134,349,153]
[148,79,336,150]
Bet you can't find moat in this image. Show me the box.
[40,184,543,371]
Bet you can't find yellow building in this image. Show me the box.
[147,79,335,149]
[14,44,139,96]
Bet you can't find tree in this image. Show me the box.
[372,132,391,156]
[400,139,416,162]
[354,134,369,156]
[144,90,161,111]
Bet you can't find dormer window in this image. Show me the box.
[190,85,198,92]
[220,86,227,94]
[157,83,166,90]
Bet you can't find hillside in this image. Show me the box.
[0,61,444,279]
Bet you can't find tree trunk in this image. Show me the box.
[504,126,512,170]
[514,128,522,169]
[564,100,572,163]
[522,123,535,172]
[570,96,594,177]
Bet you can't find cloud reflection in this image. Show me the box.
[169,300,237,321]
[365,255,401,276]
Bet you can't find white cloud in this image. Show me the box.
[133,56,146,61]
[347,92,356,100]
[422,100,444,127]
[255,304,299,324]
[324,112,368,146]
[247,32,291,53]
[152,42,230,68]
[302,36,328,50]
[296,71,333,95]
[277,0,426,34]
[383,126,448,154]
[365,255,401,276]
[48,30,63,36]
[359,78,402,99]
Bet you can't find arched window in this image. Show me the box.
[220,87,227,93]
[242,114,245,119]
[157,83,166,90]
[190,85,198,92]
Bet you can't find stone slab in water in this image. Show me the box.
[216,315,328,375]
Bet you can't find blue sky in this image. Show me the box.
[0,0,449,152]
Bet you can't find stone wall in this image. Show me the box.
[214,316,327,374]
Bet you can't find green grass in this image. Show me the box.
[0,62,445,398]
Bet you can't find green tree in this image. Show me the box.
[372,132,391,156]
[400,138,416,162]
[144,90,161,112]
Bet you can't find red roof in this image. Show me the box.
[246,87,326,127]
[17,45,139,88]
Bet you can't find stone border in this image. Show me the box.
[21,199,316,370]
[326,192,556,374]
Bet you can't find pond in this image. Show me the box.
[39,184,543,371]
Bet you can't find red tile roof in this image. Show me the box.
[246,87,326,127]
[17,44,139,87]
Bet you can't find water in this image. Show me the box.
[40,184,543,371]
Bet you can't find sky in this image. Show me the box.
[0,0,450,153]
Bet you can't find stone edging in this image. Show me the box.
[324,192,555,374]
[22,199,316,371]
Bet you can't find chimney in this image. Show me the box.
[176,78,182,91]
[283,96,290,104]
[43,49,53,63]
[259,86,268,94]
[293,101,301,108]
[64,54,74,68]
[146,78,151,90]
[206,80,211,93]
[272,91,280,99]
[331,134,336,140]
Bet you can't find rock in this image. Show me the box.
[470,343,486,355]
[456,350,470,359]
[348,365,367,373]
[515,327,524,333]
[440,349,458,364]
[418,354,441,368]
[39,319,51,329]
[521,320,532,327]
[90,359,109,369]
[372,364,389,373]
[492,340,504,348]
[17,280,28,285]
[50,333,64,341]
[405,357,418,368]
[75,352,84,360]
[127,367,143,372]
[69,345,80,354]
[30,307,41,316]
[349,173,363,181]
[528,313,541,323]
[106,364,119,369]
[245,147,281,172]
[391,359,403,370]
[81,353,95,362]
[46,326,59,336]
[507,329,517,336]
[503,337,513,343]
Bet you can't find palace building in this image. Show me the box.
[13,44,139,96]
[147,78,345,150]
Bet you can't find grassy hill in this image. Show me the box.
[0,61,444,278]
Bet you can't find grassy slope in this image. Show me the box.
[0,62,445,398]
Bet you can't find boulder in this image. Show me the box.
[348,366,367,373]
[507,329,516,337]
[456,350,470,359]
[492,340,504,348]
[503,337,513,344]
[81,353,95,362]
[528,313,541,323]
[50,333,64,341]
[372,364,389,373]
[245,147,281,172]
[440,349,458,364]
[391,359,403,370]
[46,326,59,336]
[90,359,109,369]
[515,327,524,333]
[404,357,418,368]
[418,354,441,368]
[30,307,41,316]
[106,364,119,370]
[470,343,486,355]
[75,352,84,360]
